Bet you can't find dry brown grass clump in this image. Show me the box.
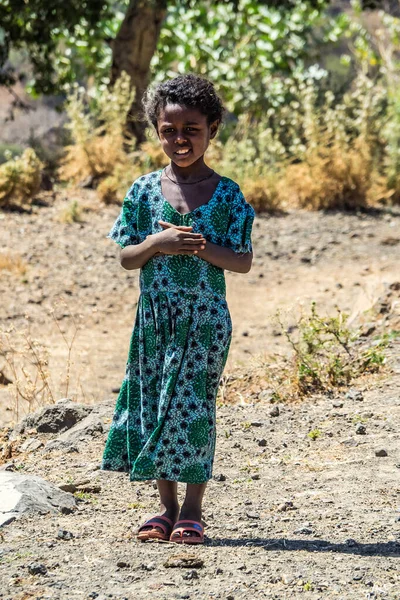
[284,141,375,211]
[0,252,27,275]
[59,199,83,224]
[59,72,136,188]
[0,148,42,210]
[241,176,282,213]
[0,299,80,423]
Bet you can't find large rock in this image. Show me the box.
[0,472,76,527]
[12,398,92,437]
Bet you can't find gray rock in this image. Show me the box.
[246,512,260,519]
[183,569,199,580]
[355,423,367,435]
[213,473,226,482]
[20,438,44,452]
[258,439,267,447]
[375,448,388,457]
[116,560,130,568]
[294,526,313,535]
[57,413,104,443]
[269,406,280,417]
[44,439,79,453]
[28,562,47,575]
[12,398,91,436]
[346,389,364,402]
[0,472,76,526]
[57,529,74,540]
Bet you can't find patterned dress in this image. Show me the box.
[101,169,255,484]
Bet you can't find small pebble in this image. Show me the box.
[213,473,226,482]
[269,406,280,417]
[346,389,364,401]
[258,438,267,447]
[141,562,156,571]
[116,560,130,568]
[294,526,313,535]
[28,562,47,575]
[182,569,199,580]
[355,423,366,435]
[375,448,388,457]
[246,512,260,519]
[57,529,74,540]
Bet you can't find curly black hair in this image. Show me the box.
[142,73,225,131]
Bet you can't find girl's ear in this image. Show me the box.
[209,119,220,140]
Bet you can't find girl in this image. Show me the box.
[101,74,255,544]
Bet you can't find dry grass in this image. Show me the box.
[0,252,27,275]
[59,72,136,187]
[0,148,42,210]
[59,199,83,224]
[0,298,80,423]
[241,175,282,213]
[220,295,396,405]
[284,141,377,211]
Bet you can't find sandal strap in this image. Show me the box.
[173,520,203,532]
[138,515,173,534]
[170,520,204,539]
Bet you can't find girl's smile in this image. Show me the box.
[156,104,219,177]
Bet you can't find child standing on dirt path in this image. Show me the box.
[101,73,255,544]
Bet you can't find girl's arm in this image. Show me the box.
[158,220,253,274]
[197,240,253,274]
[120,227,206,270]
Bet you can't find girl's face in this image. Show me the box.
[156,104,219,168]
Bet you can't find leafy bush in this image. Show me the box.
[279,302,388,396]
[0,148,42,210]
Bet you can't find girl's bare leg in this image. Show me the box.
[140,479,179,532]
[177,482,207,538]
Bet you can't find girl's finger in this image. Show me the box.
[159,220,193,231]
[179,244,206,251]
[179,232,205,239]
[180,238,206,245]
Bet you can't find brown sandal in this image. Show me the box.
[169,519,204,544]
[137,515,174,542]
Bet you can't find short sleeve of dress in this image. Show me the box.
[106,182,139,249]
[225,186,255,254]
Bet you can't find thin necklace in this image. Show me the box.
[163,166,215,185]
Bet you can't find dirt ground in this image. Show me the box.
[0,189,399,599]
[1,189,400,421]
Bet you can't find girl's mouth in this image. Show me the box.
[174,148,191,156]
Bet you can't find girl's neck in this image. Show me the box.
[168,157,213,182]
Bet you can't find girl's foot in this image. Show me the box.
[138,505,179,536]
[170,505,203,542]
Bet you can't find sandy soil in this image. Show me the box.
[0,190,399,600]
[1,189,400,423]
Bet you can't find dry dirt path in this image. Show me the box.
[0,364,399,599]
[1,190,400,424]
[0,191,399,598]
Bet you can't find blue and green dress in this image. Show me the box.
[101,169,255,483]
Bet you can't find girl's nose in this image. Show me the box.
[175,133,188,144]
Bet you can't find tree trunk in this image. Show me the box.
[110,0,168,145]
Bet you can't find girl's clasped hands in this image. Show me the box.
[153,220,206,255]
